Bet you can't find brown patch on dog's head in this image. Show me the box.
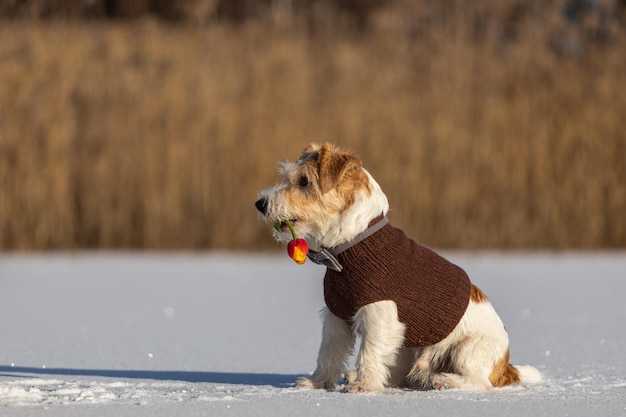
[318,144,363,193]
[298,143,370,207]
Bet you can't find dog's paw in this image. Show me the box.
[295,376,335,390]
[344,370,358,384]
[431,373,491,391]
[345,381,384,393]
[431,373,460,390]
[432,380,451,390]
[295,377,315,389]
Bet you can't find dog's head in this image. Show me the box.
[255,143,389,249]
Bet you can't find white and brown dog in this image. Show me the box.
[255,143,541,392]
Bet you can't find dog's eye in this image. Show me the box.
[299,176,309,187]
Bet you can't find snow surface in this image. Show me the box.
[1,252,625,417]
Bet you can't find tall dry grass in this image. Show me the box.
[1,2,625,250]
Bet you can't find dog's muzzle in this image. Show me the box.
[255,197,268,215]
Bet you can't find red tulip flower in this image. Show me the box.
[275,219,309,265]
[288,238,309,264]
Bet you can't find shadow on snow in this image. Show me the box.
[0,366,300,388]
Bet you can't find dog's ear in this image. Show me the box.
[317,144,367,197]
[296,143,321,166]
[301,143,321,157]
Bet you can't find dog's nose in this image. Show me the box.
[255,197,268,215]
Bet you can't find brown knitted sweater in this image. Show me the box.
[324,221,471,347]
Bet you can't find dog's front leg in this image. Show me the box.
[347,300,406,393]
[296,307,355,390]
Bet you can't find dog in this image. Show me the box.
[255,143,541,392]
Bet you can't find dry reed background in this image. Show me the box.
[0,0,625,251]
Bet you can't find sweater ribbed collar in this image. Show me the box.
[307,214,388,272]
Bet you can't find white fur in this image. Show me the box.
[257,144,541,392]
[514,365,544,385]
[295,308,355,390]
[409,299,510,390]
[329,170,390,249]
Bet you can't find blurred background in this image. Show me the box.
[0,0,624,251]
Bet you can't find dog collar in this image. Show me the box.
[307,247,344,272]
[307,215,389,272]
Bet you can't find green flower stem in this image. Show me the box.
[284,220,298,240]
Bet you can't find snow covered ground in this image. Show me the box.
[1,252,625,417]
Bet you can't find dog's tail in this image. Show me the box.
[490,351,542,387]
[491,363,542,387]
[514,364,543,385]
